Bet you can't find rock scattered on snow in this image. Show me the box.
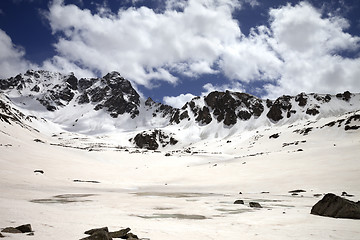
[34,169,44,174]
[289,189,306,193]
[310,193,360,219]
[1,227,22,234]
[73,179,100,184]
[234,200,244,204]
[15,224,32,233]
[341,191,354,197]
[81,227,141,240]
[1,224,33,235]
[249,202,262,208]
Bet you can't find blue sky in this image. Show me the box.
[0,0,360,107]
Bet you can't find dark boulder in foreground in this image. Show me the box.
[1,224,33,234]
[109,228,130,238]
[80,229,111,240]
[81,227,140,240]
[15,224,32,233]
[311,193,360,219]
[1,227,22,234]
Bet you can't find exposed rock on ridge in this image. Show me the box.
[1,71,359,132]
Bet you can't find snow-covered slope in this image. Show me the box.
[1,70,359,149]
[1,70,360,239]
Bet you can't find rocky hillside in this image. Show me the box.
[1,70,359,138]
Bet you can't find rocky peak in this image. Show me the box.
[171,91,265,126]
[0,70,142,118]
[81,72,141,118]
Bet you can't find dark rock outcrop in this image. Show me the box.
[310,193,360,219]
[295,93,308,107]
[195,106,212,124]
[306,106,320,116]
[336,91,352,101]
[269,133,279,139]
[0,70,142,119]
[132,129,178,150]
[267,95,292,122]
[204,91,264,126]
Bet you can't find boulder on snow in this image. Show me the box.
[80,230,111,240]
[15,224,32,233]
[249,202,262,208]
[1,224,33,234]
[108,228,131,238]
[234,200,244,204]
[1,227,22,234]
[84,227,109,235]
[310,193,360,219]
[82,227,140,240]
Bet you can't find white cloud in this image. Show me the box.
[262,1,360,98]
[202,81,245,95]
[2,0,359,100]
[163,93,196,108]
[46,0,242,87]
[163,81,245,108]
[0,29,36,78]
[41,56,95,78]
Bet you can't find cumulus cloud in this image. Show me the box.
[262,2,360,98]
[0,29,36,78]
[41,56,95,78]
[46,0,242,87]
[163,93,196,108]
[1,0,359,100]
[163,81,245,108]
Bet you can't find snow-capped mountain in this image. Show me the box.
[1,70,359,149]
[1,71,360,240]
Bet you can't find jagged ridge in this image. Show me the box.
[1,70,359,135]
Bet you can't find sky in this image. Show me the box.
[0,0,360,107]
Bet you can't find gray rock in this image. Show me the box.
[249,202,262,208]
[1,227,22,234]
[84,227,109,235]
[289,189,306,193]
[311,193,360,219]
[109,228,131,238]
[125,232,139,239]
[80,230,111,240]
[234,200,244,204]
[15,224,32,233]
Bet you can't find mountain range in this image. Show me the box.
[1,70,359,150]
[1,70,360,240]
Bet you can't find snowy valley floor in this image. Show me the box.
[1,116,360,239]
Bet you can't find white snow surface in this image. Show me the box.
[1,90,360,239]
